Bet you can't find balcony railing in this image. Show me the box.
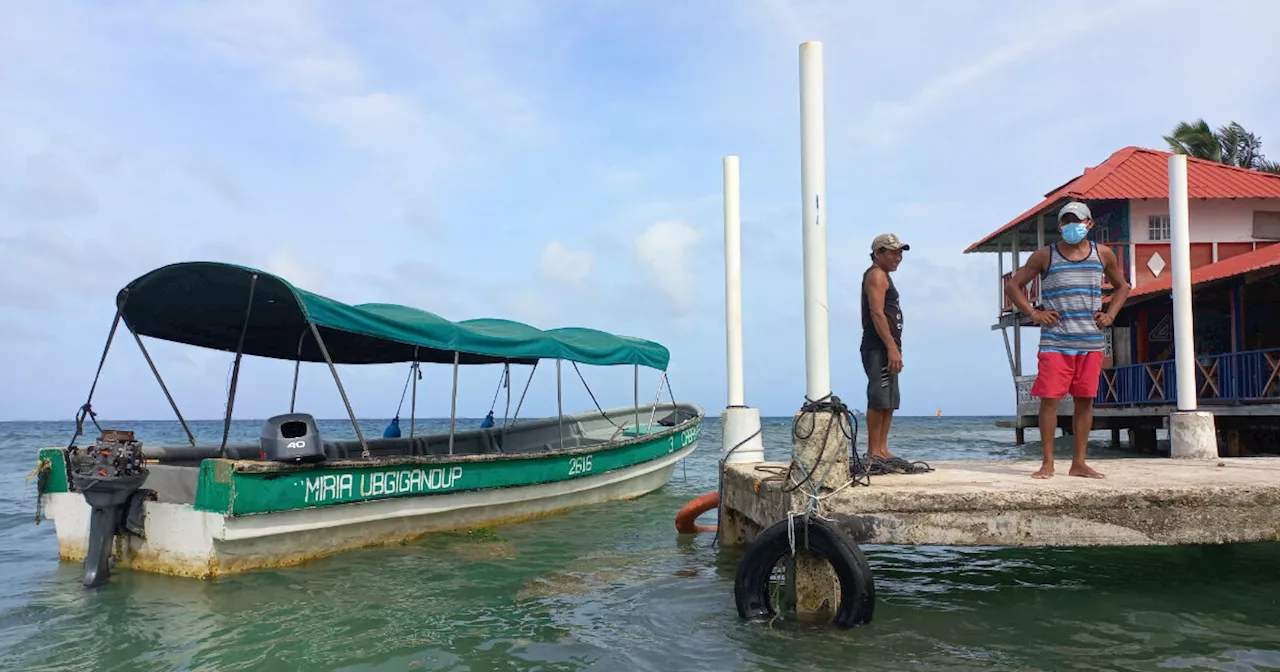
[1000,272,1039,314]
[1095,348,1280,406]
[999,243,1131,316]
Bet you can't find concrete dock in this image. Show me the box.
[719,457,1280,548]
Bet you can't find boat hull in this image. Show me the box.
[44,440,697,579]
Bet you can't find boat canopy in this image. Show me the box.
[115,262,671,369]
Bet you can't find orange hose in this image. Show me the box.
[675,491,719,534]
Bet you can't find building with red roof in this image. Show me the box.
[965,146,1280,453]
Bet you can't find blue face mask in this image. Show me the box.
[1061,222,1089,244]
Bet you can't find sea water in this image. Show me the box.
[2,417,1279,671]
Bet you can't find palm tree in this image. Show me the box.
[1164,119,1280,174]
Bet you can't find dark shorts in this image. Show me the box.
[862,348,900,410]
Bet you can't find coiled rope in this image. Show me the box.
[747,394,870,558]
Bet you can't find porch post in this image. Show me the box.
[1012,225,1022,377]
[998,242,1005,312]
[1232,280,1245,352]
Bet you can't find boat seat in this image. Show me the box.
[141,443,264,463]
[320,430,505,459]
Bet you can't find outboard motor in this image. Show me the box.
[67,429,149,588]
[260,413,327,463]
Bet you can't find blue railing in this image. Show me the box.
[1095,348,1280,406]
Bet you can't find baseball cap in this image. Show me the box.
[871,233,909,252]
[1058,201,1092,222]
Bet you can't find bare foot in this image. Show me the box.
[1069,463,1105,479]
[1032,463,1054,479]
[869,450,898,460]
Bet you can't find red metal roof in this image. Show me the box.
[964,146,1280,253]
[1110,242,1280,304]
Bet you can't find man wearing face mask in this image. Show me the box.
[1005,201,1130,480]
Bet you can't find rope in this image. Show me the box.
[571,361,624,429]
[711,424,764,548]
[749,393,869,557]
[24,458,51,524]
[67,304,124,449]
[393,362,419,419]
[864,454,934,475]
[488,364,507,414]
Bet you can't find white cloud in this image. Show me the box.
[539,241,593,287]
[179,0,454,176]
[850,1,1163,150]
[634,219,703,311]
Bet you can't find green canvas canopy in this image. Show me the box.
[115,262,670,370]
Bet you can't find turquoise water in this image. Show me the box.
[3,416,1279,671]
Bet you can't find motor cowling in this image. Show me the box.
[259,413,327,463]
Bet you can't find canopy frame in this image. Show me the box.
[68,261,674,458]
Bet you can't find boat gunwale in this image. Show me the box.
[221,405,706,474]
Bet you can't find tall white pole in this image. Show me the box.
[724,155,745,408]
[799,40,831,402]
[719,155,765,465]
[1168,154,1196,411]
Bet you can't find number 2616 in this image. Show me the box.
[568,456,593,476]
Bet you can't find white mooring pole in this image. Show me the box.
[799,40,832,403]
[787,41,849,619]
[721,155,765,464]
[1169,154,1196,412]
[725,154,745,409]
[1166,154,1217,459]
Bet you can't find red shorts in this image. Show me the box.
[1030,350,1104,399]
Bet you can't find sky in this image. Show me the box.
[3,0,1280,426]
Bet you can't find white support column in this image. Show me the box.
[1167,154,1216,459]
[785,38,849,619]
[724,155,746,409]
[1169,155,1196,412]
[798,40,832,403]
[722,154,764,464]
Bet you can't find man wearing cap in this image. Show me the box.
[861,233,909,466]
[1005,201,1130,479]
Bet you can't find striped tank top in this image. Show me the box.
[1038,241,1105,354]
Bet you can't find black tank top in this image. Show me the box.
[861,267,902,353]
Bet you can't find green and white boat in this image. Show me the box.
[33,262,703,586]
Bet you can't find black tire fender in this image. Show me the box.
[733,515,875,628]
